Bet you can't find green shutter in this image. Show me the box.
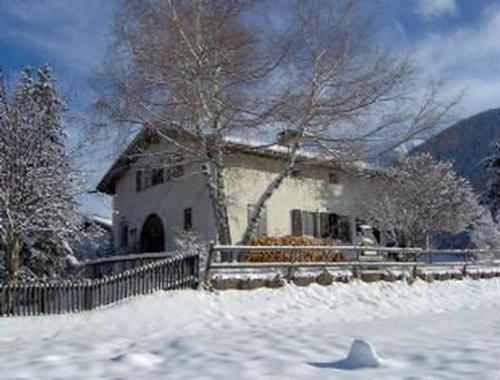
[291,209,302,236]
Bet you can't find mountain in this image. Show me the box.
[413,108,500,194]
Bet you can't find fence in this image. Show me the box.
[77,252,184,279]
[204,245,500,286]
[0,253,199,317]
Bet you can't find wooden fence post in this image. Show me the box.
[462,251,468,277]
[203,242,215,288]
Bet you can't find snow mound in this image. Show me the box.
[112,352,163,368]
[309,339,383,370]
[344,339,381,368]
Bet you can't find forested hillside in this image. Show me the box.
[413,108,500,193]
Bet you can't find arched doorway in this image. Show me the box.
[140,214,165,252]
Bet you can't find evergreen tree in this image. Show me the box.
[0,67,77,282]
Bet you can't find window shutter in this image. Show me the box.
[338,215,352,242]
[135,170,142,192]
[329,213,339,239]
[120,224,129,248]
[302,211,314,236]
[320,213,330,238]
[259,206,268,237]
[291,209,302,236]
[184,208,193,231]
[312,212,320,238]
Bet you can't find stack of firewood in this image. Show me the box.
[240,236,345,262]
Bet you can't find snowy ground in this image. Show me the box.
[0,279,499,380]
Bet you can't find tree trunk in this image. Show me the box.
[213,149,232,245]
[5,231,22,283]
[201,160,232,246]
[2,232,22,315]
[425,234,431,250]
[240,145,299,245]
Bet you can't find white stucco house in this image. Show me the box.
[97,129,382,253]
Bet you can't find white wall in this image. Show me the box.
[111,143,379,251]
[111,142,217,253]
[224,153,376,243]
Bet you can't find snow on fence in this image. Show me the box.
[204,245,500,287]
[0,253,199,317]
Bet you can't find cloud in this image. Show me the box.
[0,0,115,75]
[415,0,458,19]
[410,5,500,116]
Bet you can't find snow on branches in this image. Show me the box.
[362,153,483,248]
[0,67,77,281]
[99,0,456,245]
[483,142,500,222]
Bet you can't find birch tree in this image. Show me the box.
[0,67,77,281]
[240,1,457,243]
[97,0,289,244]
[99,0,456,245]
[362,153,482,248]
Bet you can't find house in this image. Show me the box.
[96,129,383,253]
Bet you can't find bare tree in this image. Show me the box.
[240,1,458,243]
[98,0,457,245]
[96,0,292,244]
[361,153,482,248]
[0,67,77,282]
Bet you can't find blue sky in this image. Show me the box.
[1,0,499,217]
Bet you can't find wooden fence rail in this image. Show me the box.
[0,253,199,317]
[204,244,500,286]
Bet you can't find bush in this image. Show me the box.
[240,236,345,262]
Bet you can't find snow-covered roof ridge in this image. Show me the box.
[96,127,385,194]
[91,215,112,229]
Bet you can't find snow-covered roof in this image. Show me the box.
[92,216,112,229]
[96,127,383,195]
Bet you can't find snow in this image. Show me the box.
[0,279,499,379]
[325,339,382,369]
[91,215,112,229]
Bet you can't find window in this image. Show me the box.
[145,169,153,188]
[291,209,352,242]
[120,223,129,248]
[173,153,184,178]
[135,152,183,192]
[184,208,193,231]
[152,167,164,186]
[337,215,352,242]
[136,170,142,192]
[248,204,267,237]
[164,164,172,182]
[329,172,339,184]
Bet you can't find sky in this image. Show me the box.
[1,0,499,217]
